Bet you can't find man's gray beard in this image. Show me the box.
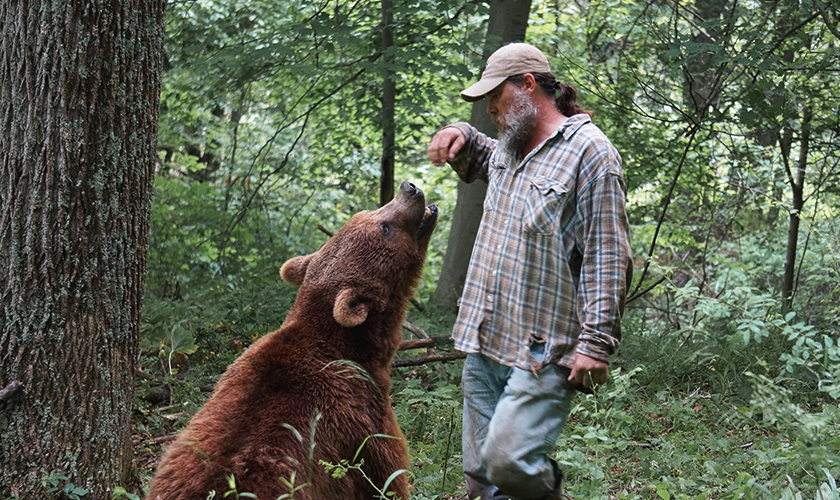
[494,86,538,159]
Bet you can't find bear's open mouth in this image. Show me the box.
[416,204,438,239]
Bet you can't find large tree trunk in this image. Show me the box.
[431,0,533,312]
[0,1,166,498]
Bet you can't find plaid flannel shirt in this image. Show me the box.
[447,114,633,372]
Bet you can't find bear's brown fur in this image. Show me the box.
[146,182,438,500]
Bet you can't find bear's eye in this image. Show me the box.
[380,222,392,237]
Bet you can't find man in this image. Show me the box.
[427,43,633,500]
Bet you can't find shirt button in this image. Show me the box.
[486,295,493,302]
[504,219,509,225]
[496,244,502,250]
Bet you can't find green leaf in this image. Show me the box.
[381,469,410,494]
[169,325,198,356]
[112,487,141,500]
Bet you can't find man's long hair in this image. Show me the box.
[509,73,594,118]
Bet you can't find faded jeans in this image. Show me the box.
[461,346,575,500]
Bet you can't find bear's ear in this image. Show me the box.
[280,254,314,286]
[333,288,371,328]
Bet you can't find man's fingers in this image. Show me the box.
[447,134,465,161]
[568,367,606,394]
[427,128,464,165]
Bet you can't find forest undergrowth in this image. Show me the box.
[134,275,840,500]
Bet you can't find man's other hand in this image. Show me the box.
[568,353,609,393]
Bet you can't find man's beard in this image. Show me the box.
[492,86,538,159]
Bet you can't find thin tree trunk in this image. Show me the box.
[0,1,166,497]
[380,0,396,206]
[431,0,533,312]
[782,105,811,308]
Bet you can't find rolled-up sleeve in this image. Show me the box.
[445,122,495,184]
[575,165,633,362]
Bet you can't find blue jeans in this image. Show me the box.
[461,349,575,500]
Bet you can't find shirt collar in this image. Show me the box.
[559,113,591,141]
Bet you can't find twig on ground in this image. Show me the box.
[398,335,452,351]
[402,320,429,339]
[393,352,466,367]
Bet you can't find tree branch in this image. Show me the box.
[630,127,700,298]
[393,352,466,368]
[401,320,429,340]
[818,4,840,39]
[398,335,452,351]
[627,274,670,304]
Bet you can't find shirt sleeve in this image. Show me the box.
[445,122,496,184]
[574,142,633,363]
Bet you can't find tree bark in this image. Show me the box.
[431,0,533,312]
[681,0,725,121]
[0,1,166,498]
[781,105,811,309]
[380,0,396,206]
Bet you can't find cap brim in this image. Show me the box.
[460,76,508,102]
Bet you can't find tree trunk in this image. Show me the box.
[0,1,166,498]
[781,105,811,309]
[380,0,396,206]
[431,0,533,312]
[682,0,725,121]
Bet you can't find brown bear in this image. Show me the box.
[146,181,438,500]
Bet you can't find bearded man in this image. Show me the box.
[427,43,633,500]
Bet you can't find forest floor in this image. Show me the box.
[132,367,839,500]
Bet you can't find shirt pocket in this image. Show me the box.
[523,176,568,235]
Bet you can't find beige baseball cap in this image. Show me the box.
[460,43,552,102]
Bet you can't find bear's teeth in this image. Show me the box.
[425,207,431,217]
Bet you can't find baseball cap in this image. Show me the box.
[460,43,552,102]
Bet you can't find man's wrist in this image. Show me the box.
[575,344,611,364]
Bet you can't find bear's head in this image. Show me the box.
[280,181,438,328]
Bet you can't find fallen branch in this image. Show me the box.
[401,320,429,339]
[398,335,452,351]
[162,411,191,421]
[135,369,215,390]
[135,370,215,404]
[393,352,466,367]
[149,434,177,446]
[140,385,214,405]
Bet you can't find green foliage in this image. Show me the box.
[111,487,140,500]
[150,0,490,308]
[272,470,308,500]
[220,475,258,499]
[40,474,88,500]
[321,434,411,500]
[321,458,409,499]
[137,0,839,498]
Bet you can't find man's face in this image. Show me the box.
[485,81,514,129]
[486,81,538,158]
